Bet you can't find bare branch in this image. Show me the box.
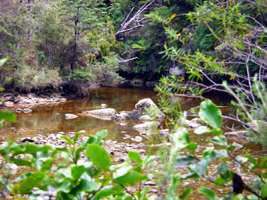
[116,0,156,36]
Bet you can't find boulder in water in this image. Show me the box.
[82,108,117,120]
[113,110,140,121]
[135,98,164,121]
[65,113,78,120]
[130,79,144,88]
[133,121,159,134]
[139,115,153,121]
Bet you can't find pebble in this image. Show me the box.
[159,129,169,136]
[131,136,143,142]
[4,101,14,107]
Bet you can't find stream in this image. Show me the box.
[0,87,232,143]
[0,87,157,142]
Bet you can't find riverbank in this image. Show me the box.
[0,92,67,110]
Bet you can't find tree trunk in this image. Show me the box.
[70,7,80,72]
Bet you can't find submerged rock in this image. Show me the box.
[82,108,117,121]
[16,108,33,114]
[139,115,153,121]
[130,78,144,88]
[115,111,132,120]
[133,121,159,134]
[114,110,140,121]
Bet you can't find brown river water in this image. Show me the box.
[0,87,233,142]
[0,87,157,141]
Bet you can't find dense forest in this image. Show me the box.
[0,0,267,199]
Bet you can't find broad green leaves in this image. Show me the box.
[0,130,147,199]
[86,144,111,171]
[0,111,16,127]
[199,187,218,200]
[115,170,146,186]
[199,100,222,129]
[12,172,46,194]
[93,185,123,200]
[261,184,267,198]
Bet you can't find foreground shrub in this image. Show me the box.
[0,130,149,199]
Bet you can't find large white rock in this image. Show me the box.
[135,98,164,121]
[82,108,117,121]
[65,113,78,120]
[135,98,157,111]
[4,101,14,108]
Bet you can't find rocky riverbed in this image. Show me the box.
[1,93,67,113]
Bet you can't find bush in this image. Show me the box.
[15,65,62,88]
[71,55,124,86]
[0,129,149,199]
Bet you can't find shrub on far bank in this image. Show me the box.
[15,65,62,89]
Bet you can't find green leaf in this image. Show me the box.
[115,170,146,186]
[180,188,193,200]
[186,143,197,152]
[0,111,16,123]
[128,151,143,166]
[86,144,111,171]
[71,165,86,180]
[176,155,198,167]
[199,187,217,200]
[12,172,45,194]
[95,129,108,140]
[190,159,209,177]
[93,185,123,200]
[256,157,267,168]
[61,135,74,145]
[56,191,75,200]
[85,130,108,145]
[73,131,81,143]
[203,149,228,161]
[10,158,32,167]
[0,58,8,67]
[71,175,99,195]
[214,163,232,185]
[113,165,132,179]
[261,183,267,198]
[199,100,222,129]
[172,128,190,149]
[210,136,228,146]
